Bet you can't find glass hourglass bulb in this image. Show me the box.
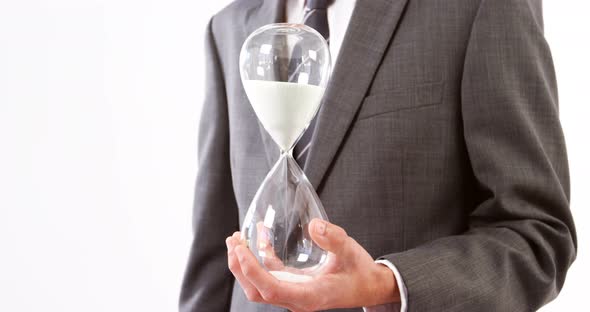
[239,23,331,282]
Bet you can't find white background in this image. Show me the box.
[0,1,587,311]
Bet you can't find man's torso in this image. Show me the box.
[211,1,482,310]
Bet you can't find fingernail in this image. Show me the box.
[315,220,327,235]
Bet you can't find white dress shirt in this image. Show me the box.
[285,1,408,311]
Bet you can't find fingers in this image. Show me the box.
[308,219,351,255]
[233,243,282,302]
[233,242,308,305]
[226,231,323,311]
[226,233,262,302]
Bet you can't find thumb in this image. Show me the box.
[309,218,350,255]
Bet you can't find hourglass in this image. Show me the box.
[239,23,331,282]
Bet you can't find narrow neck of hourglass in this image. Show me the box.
[276,148,304,173]
[281,147,295,158]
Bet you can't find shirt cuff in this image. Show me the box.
[362,260,408,312]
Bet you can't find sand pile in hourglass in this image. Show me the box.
[243,80,324,152]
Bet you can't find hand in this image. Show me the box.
[225,219,400,311]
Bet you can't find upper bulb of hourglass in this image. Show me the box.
[239,23,331,152]
[238,24,332,283]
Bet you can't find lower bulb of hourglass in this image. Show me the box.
[240,152,329,282]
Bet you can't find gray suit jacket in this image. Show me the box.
[180,0,577,311]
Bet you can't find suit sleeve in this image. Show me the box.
[179,17,239,312]
[379,0,577,310]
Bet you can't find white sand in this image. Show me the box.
[243,80,325,152]
[269,270,313,283]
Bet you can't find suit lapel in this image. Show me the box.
[244,0,285,35]
[304,0,409,189]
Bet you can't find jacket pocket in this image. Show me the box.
[357,80,444,120]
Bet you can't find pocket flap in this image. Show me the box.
[357,81,444,120]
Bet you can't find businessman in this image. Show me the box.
[180,0,577,311]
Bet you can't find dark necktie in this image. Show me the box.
[293,0,331,168]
